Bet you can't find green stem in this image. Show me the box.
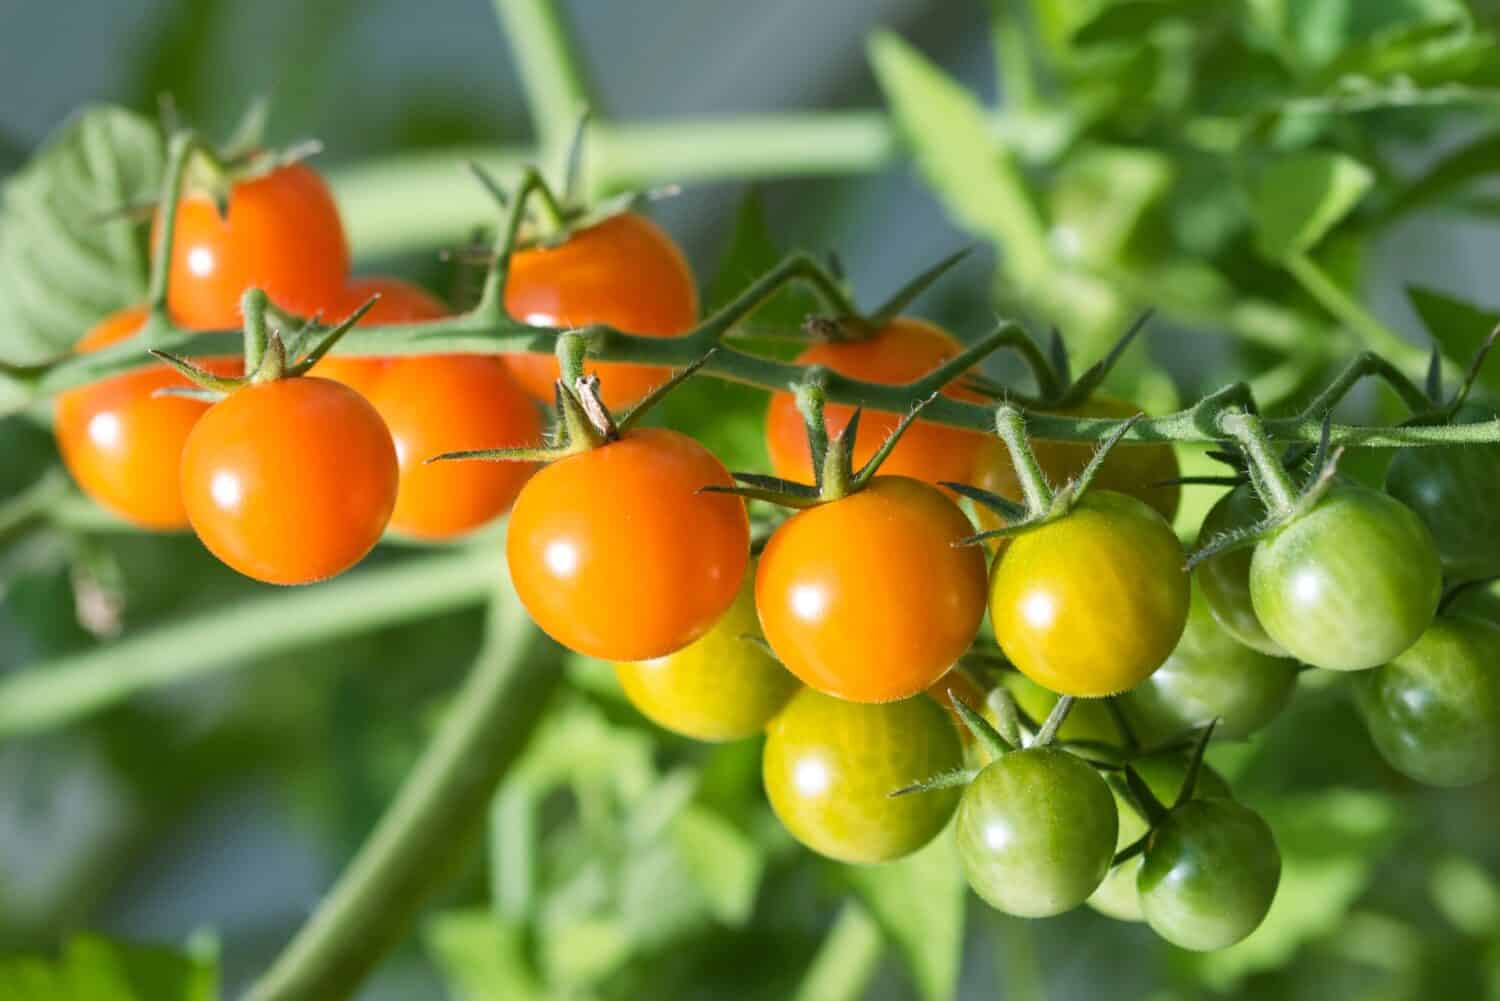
[1285,253,1423,368]
[242,289,269,374]
[994,405,1053,514]
[1221,409,1299,515]
[492,0,594,155]
[0,547,494,737]
[242,570,563,1001]
[1296,350,1432,421]
[989,0,1038,109]
[145,132,201,320]
[792,901,884,1001]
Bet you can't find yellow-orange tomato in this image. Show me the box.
[506,428,748,660]
[309,276,450,397]
[504,213,698,409]
[973,395,1180,528]
[180,378,398,584]
[756,476,988,703]
[989,491,1189,697]
[55,306,241,530]
[764,317,986,487]
[155,163,349,330]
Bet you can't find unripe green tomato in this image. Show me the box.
[956,747,1118,917]
[1353,615,1500,787]
[1249,485,1441,672]
[614,573,798,741]
[1196,485,1287,657]
[1385,418,1500,581]
[762,688,963,864]
[1088,749,1232,922]
[1137,798,1280,950]
[1121,583,1298,741]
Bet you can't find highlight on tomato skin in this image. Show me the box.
[54,305,243,530]
[503,212,699,409]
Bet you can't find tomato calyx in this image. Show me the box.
[801,246,973,346]
[1111,719,1217,867]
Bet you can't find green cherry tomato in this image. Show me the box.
[1249,484,1441,672]
[1197,485,1287,657]
[1122,583,1298,741]
[956,746,1118,917]
[990,490,1189,697]
[762,688,963,864]
[1353,615,1500,787]
[1137,798,1280,951]
[1089,749,1232,922]
[1385,419,1500,581]
[614,572,798,742]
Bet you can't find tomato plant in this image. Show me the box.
[1196,485,1287,657]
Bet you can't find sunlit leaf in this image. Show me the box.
[1249,151,1373,261]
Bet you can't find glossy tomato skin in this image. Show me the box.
[507,428,748,660]
[1089,750,1232,922]
[180,378,397,584]
[1250,485,1441,672]
[1122,583,1298,742]
[1353,615,1500,786]
[989,490,1189,697]
[308,276,451,398]
[756,476,988,703]
[157,163,349,329]
[504,213,698,409]
[762,688,963,864]
[1385,425,1500,581]
[972,395,1180,528]
[1137,798,1280,951]
[1197,486,1286,657]
[764,317,985,487]
[56,306,242,530]
[956,747,1118,917]
[614,571,798,741]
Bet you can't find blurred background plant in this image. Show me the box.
[3,0,1500,999]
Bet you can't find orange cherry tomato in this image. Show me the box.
[503,212,698,409]
[370,355,541,539]
[506,427,749,660]
[755,476,988,703]
[155,162,349,330]
[309,276,450,398]
[972,395,1180,528]
[55,306,241,530]
[765,317,985,487]
[180,377,398,584]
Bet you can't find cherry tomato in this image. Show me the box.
[55,306,242,530]
[504,212,698,409]
[614,571,798,742]
[309,276,450,397]
[180,377,397,584]
[1385,415,1500,582]
[972,395,1180,528]
[1088,749,1232,922]
[1121,583,1298,741]
[762,688,963,864]
[989,490,1189,697]
[956,747,1118,917]
[764,317,985,487]
[1249,484,1441,672]
[756,476,988,703]
[507,427,748,660]
[1353,615,1500,787]
[1137,798,1280,951]
[1196,485,1286,657]
[156,162,349,329]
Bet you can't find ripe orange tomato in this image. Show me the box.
[155,162,349,330]
[180,377,398,584]
[309,276,450,397]
[756,476,988,703]
[506,427,748,660]
[504,213,698,409]
[55,306,241,530]
[370,355,541,539]
[972,395,1180,528]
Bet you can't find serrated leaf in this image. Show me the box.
[1407,285,1500,394]
[1249,152,1373,261]
[844,829,965,1001]
[0,105,163,363]
[0,935,217,1001]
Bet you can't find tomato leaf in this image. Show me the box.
[1406,284,1500,393]
[0,935,218,1001]
[1249,152,1373,261]
[843,828,965,1001]
[0,105,163,364]
[425,911,547,1001]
